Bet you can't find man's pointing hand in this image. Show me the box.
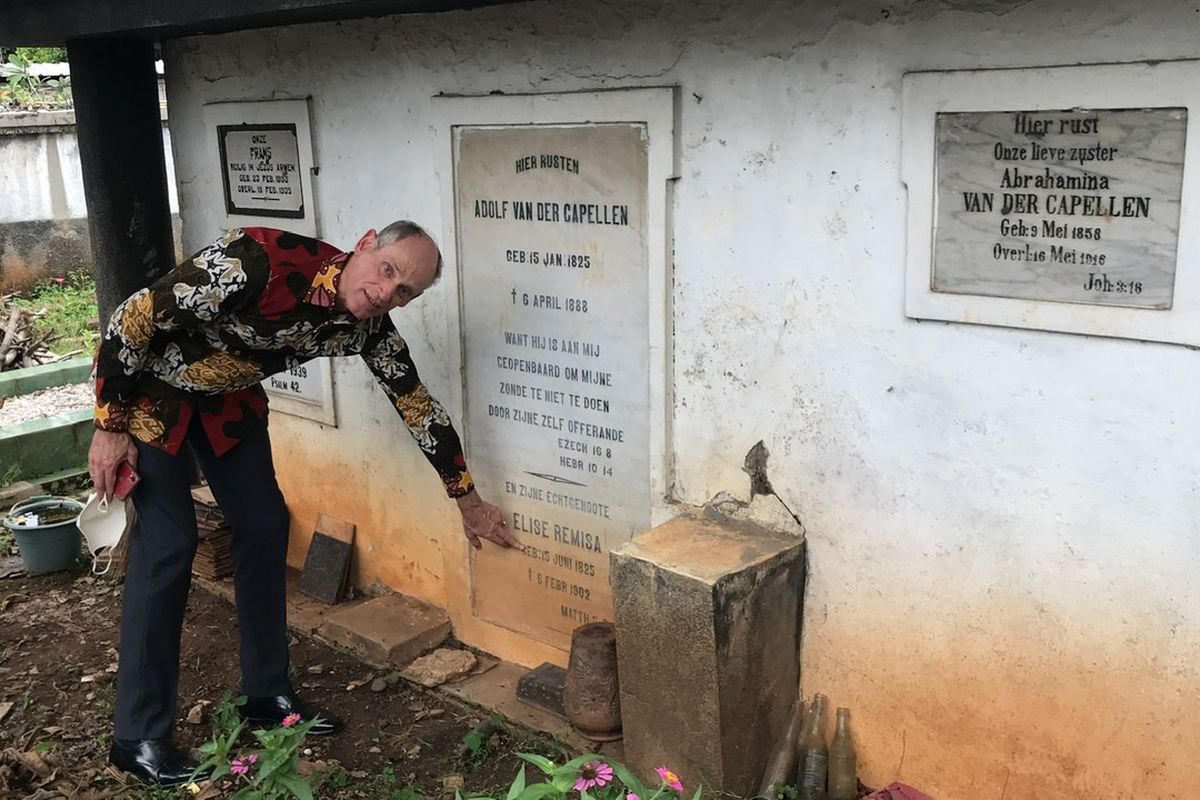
[456,491,523,550]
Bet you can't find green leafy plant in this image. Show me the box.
[0,52,35,96]
[11,271,99,356]
[123,781,186,800]
[13,47,67,64]
[312,764,350,792]
[211,690,247,741]
[365,766,425,800]
[461,753,702,800]
[770,783,797,800]
[0,50,72,108]
[462,712,507,761]
[192,692,319,800]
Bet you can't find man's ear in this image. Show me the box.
[354,229,378,253]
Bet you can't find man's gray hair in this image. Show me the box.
[376,220,444,283]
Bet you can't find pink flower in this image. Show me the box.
[627,794,640,800]
[230,756,252,775]
[574,761,614,791]
[247,754,258,764]
[282,712,301,727]
[656,767,683,793]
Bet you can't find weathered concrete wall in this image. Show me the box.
[163,2,1200,797]
[0,111,180,292]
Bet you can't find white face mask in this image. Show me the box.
[75,493,132,575]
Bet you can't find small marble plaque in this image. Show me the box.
[266,358,325,405]
[204,99,317,237]
[264,357,336,426]
[218,123,304,218]
[933,108,1186,309]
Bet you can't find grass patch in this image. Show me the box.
[10,271,100,357]
[0,466,20,555]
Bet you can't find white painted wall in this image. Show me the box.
[163,2,1200,797]
[0,115,178,224]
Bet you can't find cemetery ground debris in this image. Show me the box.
[0,302,57,371]
[0,570,571,798]
[7,271,101,359]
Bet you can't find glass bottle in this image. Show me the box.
[827,707,857,800]
[757,694,806,797]
[797,693,827,800]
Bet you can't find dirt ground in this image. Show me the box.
[0,567,573,799]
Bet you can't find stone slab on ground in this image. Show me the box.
[611,510,805,795]
[196,571,617,756]
[199,567,346,636]
[443,659,624,760]
[318,592,450,667]
[516,662,567,717]
[401,647,478,687]
[297,521,354,605]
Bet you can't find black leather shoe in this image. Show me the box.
[238,693,343,736]
[109,737,212,786]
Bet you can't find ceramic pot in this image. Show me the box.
[563,621,622,740]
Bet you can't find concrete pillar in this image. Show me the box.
[67,38,175,324]
[611,511,806,796]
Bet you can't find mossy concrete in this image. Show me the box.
[0,407,92,483]
[611,511,806,795]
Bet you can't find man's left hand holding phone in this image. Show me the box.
[88,429,141,503]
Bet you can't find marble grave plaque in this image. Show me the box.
[933,108,1186,308]
[218,123,304,218]
[455,124,651,648]
[265,359,327,406]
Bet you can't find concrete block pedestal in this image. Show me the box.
[611,510,805,796]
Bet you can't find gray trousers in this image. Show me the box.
[113,417,292,740]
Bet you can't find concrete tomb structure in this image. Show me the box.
[611,512,805,796]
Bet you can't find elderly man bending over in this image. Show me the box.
[89,222,520,786]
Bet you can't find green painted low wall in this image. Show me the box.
[0,408,93,484]
[0,356,93,398]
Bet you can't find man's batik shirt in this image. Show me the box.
[93,227,474,498]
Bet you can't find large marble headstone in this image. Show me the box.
[455,124,651,648]
[934,108,1186,308]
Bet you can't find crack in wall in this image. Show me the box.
[740,440,805,533]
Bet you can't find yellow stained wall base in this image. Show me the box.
[269,415,570,670]
[804,621,1196,800]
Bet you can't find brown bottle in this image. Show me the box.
[827,708,857,800]
[797,693,827,800]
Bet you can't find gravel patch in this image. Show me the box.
[0,381,94,428]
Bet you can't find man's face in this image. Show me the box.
[337,230,439,319]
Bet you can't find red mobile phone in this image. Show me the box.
[114,461,140,501]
